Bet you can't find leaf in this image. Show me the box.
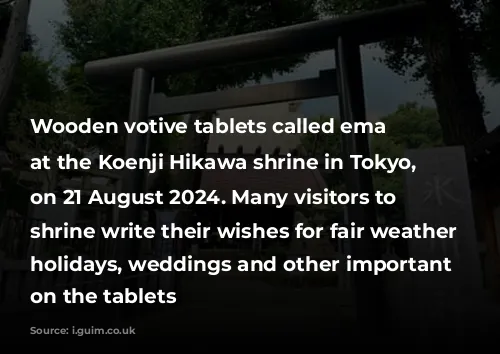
[56,0,318,154]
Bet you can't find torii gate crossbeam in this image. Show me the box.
[85,3,426,79]
[84,2,428,333]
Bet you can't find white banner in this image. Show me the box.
[155,210,178,291]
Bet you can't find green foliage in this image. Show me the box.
[0,50,89,218]
[481,1,500,84]
[56,0,318,154]
[379,102,443,149]
[0,4,41,142]
[300,103,443,223]
[317,0,499,83]
[5,52,91,157]
[9,51,58,103]
[0,4,36,54]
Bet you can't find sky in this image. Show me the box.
[28,0,500,131]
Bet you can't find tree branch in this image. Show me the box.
[0,0,31,128]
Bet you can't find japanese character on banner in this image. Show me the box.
[422,174,461,259]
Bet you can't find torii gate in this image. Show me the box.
[84,3,428,331]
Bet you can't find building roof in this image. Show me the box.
[207,101,305,154]
[200,154,327,206]
[200,102,329,204]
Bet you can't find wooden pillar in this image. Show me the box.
[335,36,385,332]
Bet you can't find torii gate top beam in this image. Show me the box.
[84,3,427,79]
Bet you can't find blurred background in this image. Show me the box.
[0,0,499,336]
